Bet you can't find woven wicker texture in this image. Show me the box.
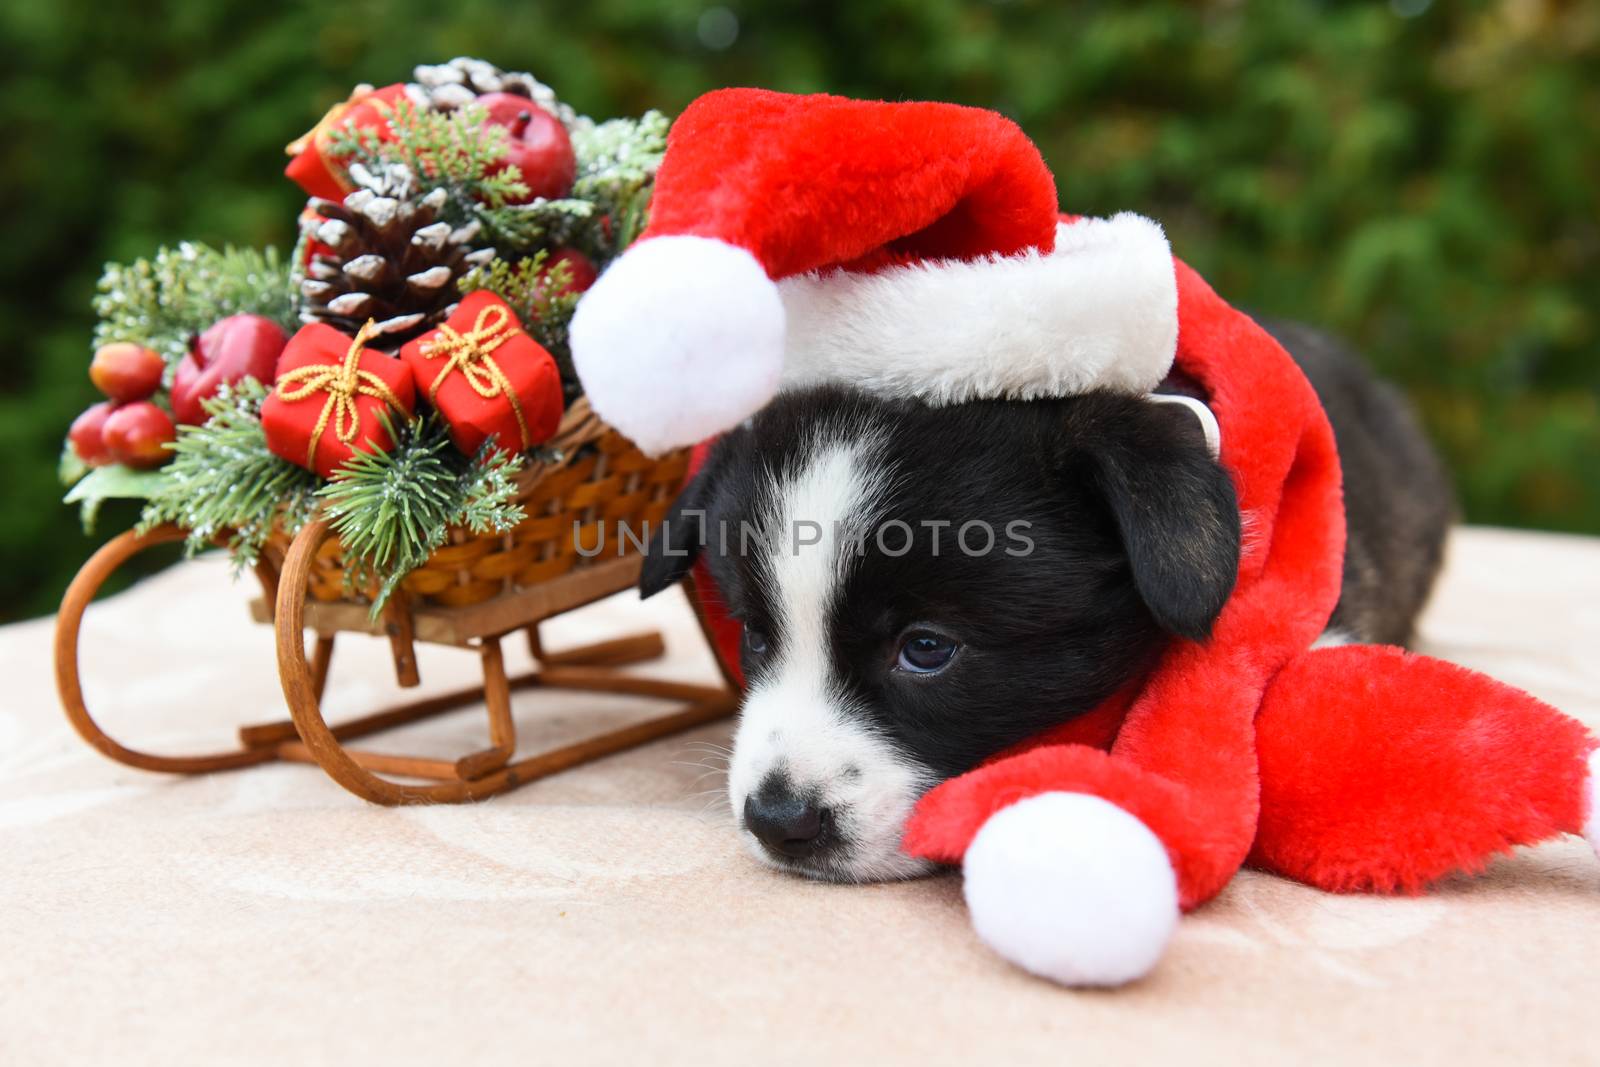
[265,399,689,610]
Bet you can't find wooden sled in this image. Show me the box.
[53,404,738,804]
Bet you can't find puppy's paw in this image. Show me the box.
[962,792,1178,987]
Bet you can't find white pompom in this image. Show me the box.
[571,236,786,456]
[1585,749,1599,860]
[962,792,1179,987]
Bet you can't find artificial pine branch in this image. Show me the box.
[327,99,528,204]
[456,250,581,393]
[137,379,320,569]
[484,197,595,251]
[318,414,526,613]
[477,105,671,253]
[569,111,669,257]
[323,97,666,257]
[94,243,296,365]
[325,100,550,250]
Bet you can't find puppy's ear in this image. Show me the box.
[639,462,717,600]
[1088,400,1241,641]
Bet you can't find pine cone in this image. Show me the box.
[406,57,577,128]
[298,183,494,347]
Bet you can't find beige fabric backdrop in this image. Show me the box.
[1,526,1597,1066]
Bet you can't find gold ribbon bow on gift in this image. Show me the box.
[274,320,407,470]
[418,302,531,449]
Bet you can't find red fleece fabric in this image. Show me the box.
[686,444,746,687]
[900,255,1596,907]
[1250,645,1595,893]
[643,89,1060,277]
[686,223,1597,909]
[905,258,1346,908]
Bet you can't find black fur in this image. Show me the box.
[1260,320,1455,645]
[643,322,1454,873]
[645,385,1240,779]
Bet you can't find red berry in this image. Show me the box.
[102,401,177,469]
[476,92,576,202]
[545,247,598,296]
[89,342,165,402]
[172,314,288,425]
[68,401,117,467]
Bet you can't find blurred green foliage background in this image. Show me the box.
[2,0,1597,621]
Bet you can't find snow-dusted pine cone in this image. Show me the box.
[406,57,577,128]
[298,180,494,347]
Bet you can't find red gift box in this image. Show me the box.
[399,290,564,456]
[262,322,417,478]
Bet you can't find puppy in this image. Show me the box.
[642,321,1455,882]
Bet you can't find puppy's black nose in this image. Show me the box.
[744,784,829,859]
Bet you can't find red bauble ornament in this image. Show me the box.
[261,322,416,478]
[545,247,597,296]
[477,93,576,203]
[398,290,563,457]
[102,401,176,469]
[69,401,117,467]
[172,314,289,425]
[89,342,164,403]
[284,83,410,201]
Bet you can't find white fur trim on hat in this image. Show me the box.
[778,213,1178,405]
[571,235,786,456]
[962,791,1179,987]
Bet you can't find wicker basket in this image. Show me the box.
[272,398,691,611]
[54,401,737,805]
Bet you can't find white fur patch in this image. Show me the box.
[725,425,935,881]
[778,215,1178,405]
[963,792,1179,987]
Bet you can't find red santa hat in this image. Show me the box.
[571,88,1179,455]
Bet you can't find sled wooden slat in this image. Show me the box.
[54,401,739,804]
[244,554,645,647]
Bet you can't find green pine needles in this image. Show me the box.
[456,249,581,392]
[127,386,524,613]
[326,99,588,250]
[327,100,526,209]
[324,97,666,257]
[138,388,527,613]
[137,380,320,568]
[318,414,526,612]
[66,65,668,616]
[569,111,669,257]
[94,243,297,365]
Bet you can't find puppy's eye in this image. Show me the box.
[743,626,769,657]
[897,631,958,674]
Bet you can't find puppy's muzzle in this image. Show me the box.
[742,773,832,860]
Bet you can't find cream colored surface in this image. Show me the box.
[1,526,1597,1066]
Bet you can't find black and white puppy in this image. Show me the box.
[642,322,1454,882]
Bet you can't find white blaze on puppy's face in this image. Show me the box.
[725,425,935,882]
